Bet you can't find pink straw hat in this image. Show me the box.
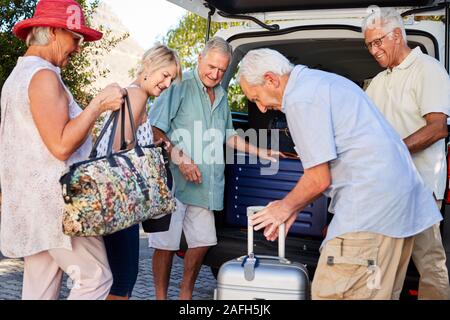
[13,0,102,42]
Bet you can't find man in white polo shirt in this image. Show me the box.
[363,8,450,299]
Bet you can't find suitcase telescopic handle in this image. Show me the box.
[247,206,286,259]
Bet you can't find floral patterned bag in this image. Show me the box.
[60,93,176,236]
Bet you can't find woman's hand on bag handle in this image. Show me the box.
[29,72,125,161]
[89,83,126,115]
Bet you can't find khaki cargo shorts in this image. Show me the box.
[312,231,414,300]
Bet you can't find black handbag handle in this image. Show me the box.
[120,91,138,150]
[89,89,143,159]
[105,108,121,159]
[89,110,116,159]
[105,90,144,158]
[120,100,127,150]
[121,91,144,156]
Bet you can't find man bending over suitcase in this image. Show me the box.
[237,48,442,300]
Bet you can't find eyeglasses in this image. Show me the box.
[66,29,84,47]
[365,31,393,50]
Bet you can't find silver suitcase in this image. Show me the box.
[214,206,310,300]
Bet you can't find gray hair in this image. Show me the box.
[201,37,233,60]
[362,7,407,42]
[26,26,51,47]
[237,48,294,86]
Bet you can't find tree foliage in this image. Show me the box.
[163,12,247,112]
[0,0,128,109]
[0,0,36,92]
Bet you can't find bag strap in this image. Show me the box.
[120,101,126,150]
[105,108,121,167]
[89,111,117,159]
[89,89,143,159]
[120,91,144,156]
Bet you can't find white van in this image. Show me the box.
[168,0,450,299]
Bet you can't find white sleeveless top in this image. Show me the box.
[96,85,153,157]
[0,56,92,258]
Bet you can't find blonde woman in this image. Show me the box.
[96,44,182,300]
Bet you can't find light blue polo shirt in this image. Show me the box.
[149,69,236,211]
[283,66,442,247]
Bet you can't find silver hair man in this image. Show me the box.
[201,36,233,60]
[363,5,450,301]
[362,7,407,43]
[237,48,294,85]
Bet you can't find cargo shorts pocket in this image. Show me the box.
[314,235,379,300]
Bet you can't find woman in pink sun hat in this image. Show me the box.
[0,0,126,299]
[13,0,103,42]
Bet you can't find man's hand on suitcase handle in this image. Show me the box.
[250,200,297,241]
[264,213,297,241]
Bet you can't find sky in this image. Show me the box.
[102,0,187,49]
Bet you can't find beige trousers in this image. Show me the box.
[411,201,450,300]
[22,236,112,300]
[312,231,414,300]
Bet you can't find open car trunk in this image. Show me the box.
[205,0,437,13]
[222,26,439,88]
[168,0,443,22]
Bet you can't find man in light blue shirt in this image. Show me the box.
[148,38,280,300]
[238,48,441,300]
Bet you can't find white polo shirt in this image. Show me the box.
[366,47,450,199]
